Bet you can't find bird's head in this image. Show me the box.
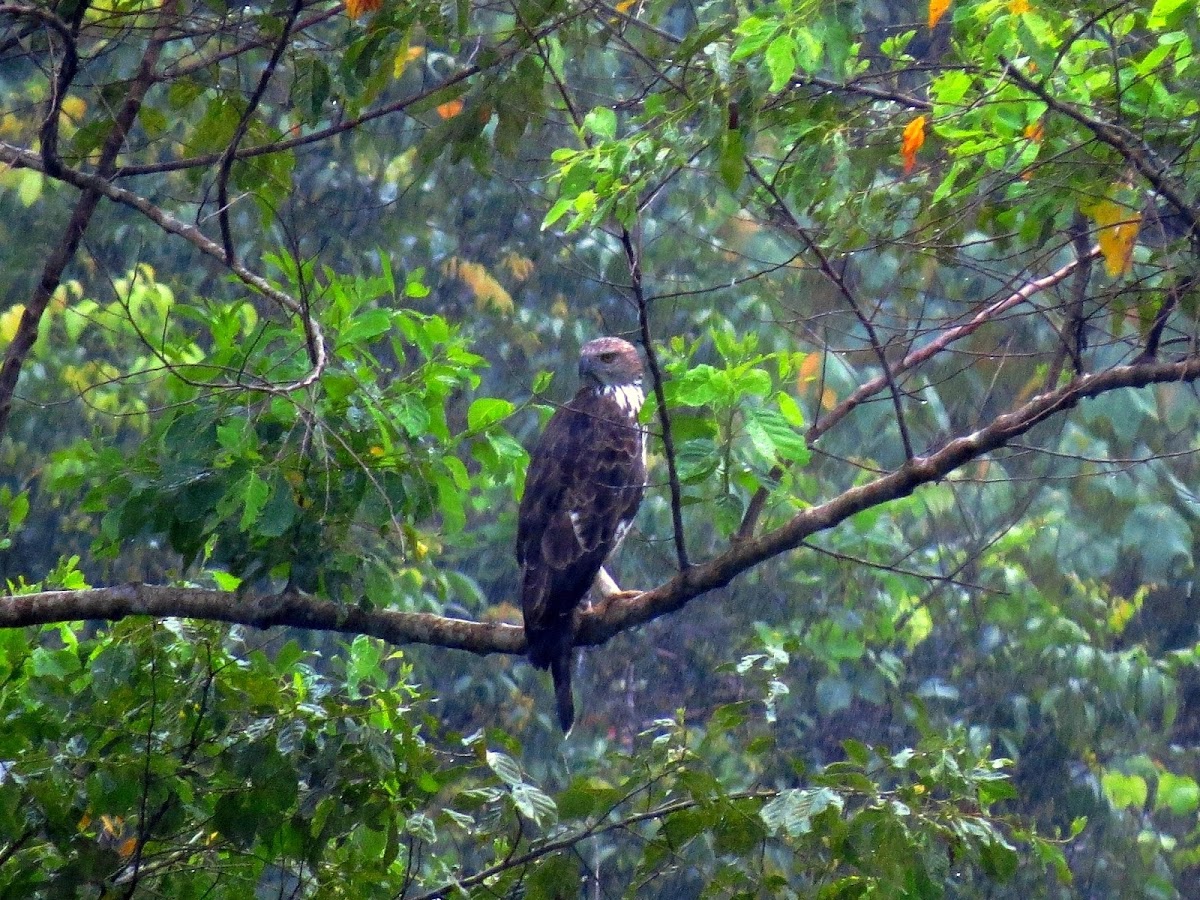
[578,337,643,388]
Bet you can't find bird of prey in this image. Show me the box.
[517,336,648,732]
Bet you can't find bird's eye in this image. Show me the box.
[599,352,617,362]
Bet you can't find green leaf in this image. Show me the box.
[1149,0,1190,28]
[467,397,515,431]
[486,750,523,787]
[719,128,746,192]
[434,472,465,532]
[340,308,394,346]
[765,33,797,92]
[673,365,723,406]
[510,782,557,825]
[776,392,805,427]
[583,107,617,140]
[760,787,843,837]
[238,471,270,530]
[1101,771,1148,809]
[744,407,810,465]
[1156,771,1200,815]
[731,16,778,62]
[211,570,242,591]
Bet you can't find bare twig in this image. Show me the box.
[736,247,1099,540]
[1141,274,1194,361]
[1045,214,1093,387]
[212,0,302,265]
[622,225,690,570]
[746,160,916,459]
[1001,56,1200,243]
[0,4,79,177]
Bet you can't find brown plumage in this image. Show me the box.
[517,337,647,732]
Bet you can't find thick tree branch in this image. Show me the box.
[0,584,525,654]
[6,356,1200,655]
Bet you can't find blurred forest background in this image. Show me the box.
[1,0,1200,895]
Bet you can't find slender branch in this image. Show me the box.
[622,226,689,570]
[1001,56,1200,243]
[1141,274,1193,361]
[409,789,776,900]
[747,159,915,459]
[0,4,79,177]
[524,6,688,571]
[737,247,1098,539]
[108,9,590,180]
[212,0,302,265]
[160,1,340,80]
[0,0,176,444]
[0,141,327,394]
[0,827,36,868]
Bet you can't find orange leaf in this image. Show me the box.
[900,115,926,174]
[797,352,822,389]
[1087,197,1141,277]
[928,0,951,28]
[436,98,464,119]
[1024,120,1043,142]
[118,837,138,858]
[345,0,383,17]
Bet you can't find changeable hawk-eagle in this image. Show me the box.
[517,337,647,732]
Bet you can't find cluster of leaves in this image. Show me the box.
[37,259,524,608]
[0,617,1065,897]
[650,326,811,537]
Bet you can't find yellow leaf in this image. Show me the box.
[900,115,926,174]
[0,304,25,344]
[501,251,535,281]
[1087,197,1141,277]
[1008,0,1030,12]
[345,0,383,19]
[614,0,636,11]
[441,257,514,314]
[59,95,86,123]
[928,0,951,28]
[1024,119,1043,142]
[78,812,93,831]
[394,45,424,78]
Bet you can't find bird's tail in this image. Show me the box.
[549,652,575,733]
